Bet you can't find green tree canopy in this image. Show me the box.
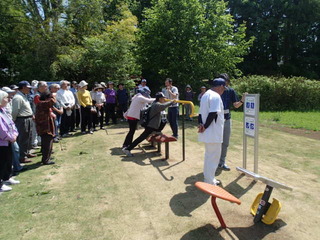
[138,0,253,89]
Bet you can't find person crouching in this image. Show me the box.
[122,92,175,157]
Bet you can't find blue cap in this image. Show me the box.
[210,78,227,88]
[18,81,32,88]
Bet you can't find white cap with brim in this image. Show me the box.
[78,80,88,88]
[1,87,15,93]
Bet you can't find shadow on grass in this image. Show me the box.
[221,174,257,199]
[170,173,210,217]
[181,219,287,240]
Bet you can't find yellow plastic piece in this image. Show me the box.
[164,99,195,117]
[262,198,282,225]
[250,193,263,216]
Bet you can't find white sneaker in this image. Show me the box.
[122,147,133,157]
[4,178,20,185]
[0,184,12,192]
[213,179,221,186]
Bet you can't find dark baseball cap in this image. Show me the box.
[18,81,32,88]
[10,85,19,90]
[210,78,227,88]
[155,92,165,99]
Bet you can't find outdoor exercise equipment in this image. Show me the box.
[195,181,241,228]
[147,134,177,160]
[237,167,293,224]
[165,99,195,161]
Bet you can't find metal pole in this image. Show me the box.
[254,94,260,174]
[243,114,247,169]
[182,104,185,161]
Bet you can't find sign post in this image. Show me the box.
[243,94,260,173]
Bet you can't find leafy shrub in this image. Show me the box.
[232,75,320,111]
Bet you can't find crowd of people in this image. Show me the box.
[0,75,245,193]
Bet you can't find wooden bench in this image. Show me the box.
[147,134,177,160]
[195,181,241,228]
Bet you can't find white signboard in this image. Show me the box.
[245,116,255,137]
[245,96,256,116]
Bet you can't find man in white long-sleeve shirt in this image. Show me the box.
[56,80,75,137]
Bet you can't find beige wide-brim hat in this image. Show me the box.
[79,80,88,88]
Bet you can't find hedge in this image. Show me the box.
[232,75,320,111]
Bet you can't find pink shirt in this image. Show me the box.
[127,93,155,120]
[0,108,19,146]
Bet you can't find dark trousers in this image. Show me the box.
[127,127,155,151]
[123,119,139,147]
[60,109,72,135]
[75,108,80,128]
[15,117,32,160]
[40,134,53,164]
[105,103,117,124]
[117,103,128,119]
[168,107,179,137]
[69,109,75,131]
[93,106,104,129]
[0,144,12,187]
[80,106,92,132]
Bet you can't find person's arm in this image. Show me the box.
[77,92,86,107]
[166,86,178,98]
[233,93,247,108]
[34,95,40,105]
[140,95,155,104]
[11,97,21,121]
[56,92,67,109]
[69,91,75,108]
[0,117,18,143]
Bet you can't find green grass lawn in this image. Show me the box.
[232,111,320,131]
[190,105,320,131]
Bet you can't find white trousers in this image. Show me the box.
[203,143,222,185]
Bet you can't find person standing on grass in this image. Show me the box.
[1,87,24,175]
[12,81,35,163]
[184,84,194,121]
[91,84,106,130]
[0,90,20,193]
[49,84,63,143]
[35,91,56,165]
[218,73,247,171]
[56,80,75,137]
[116,83,129,122]
[162,78,179,138]
[104,81,117,125]
[198,78,226,186]
[122,92,175,157]
[77,81,93,134]
[122,88,155,149]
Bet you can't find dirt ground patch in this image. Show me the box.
[63,121,318,240]
[261,123,320,140]
[2,120,318,240]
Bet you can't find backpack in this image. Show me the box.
[139,105,152,127]
[139,103,157,128]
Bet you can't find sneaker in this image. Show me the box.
[213,179,221,186]
[81,131,86,134]
[53,138,59,143]
[27,153,37,158]
[219,164,231,171]
[89,130,93,134]
[43,161,55,165]
[0,184,12,192]
[122,147,133,157]
[4,178,20,185]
